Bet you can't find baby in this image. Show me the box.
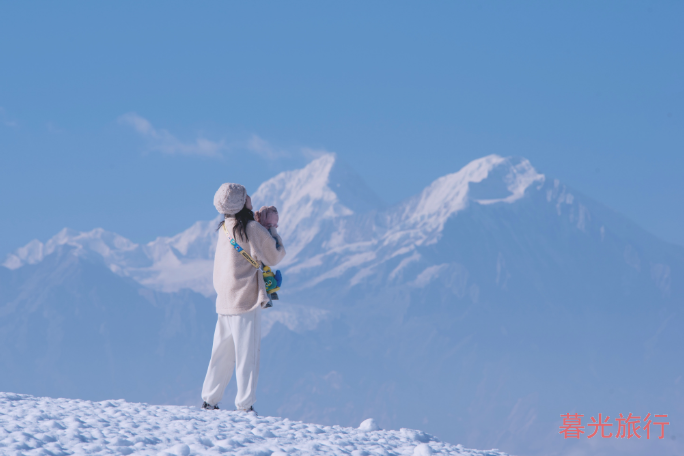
[255,206,282,304]
[255,205,281,248]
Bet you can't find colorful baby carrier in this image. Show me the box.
[222,224,282,304]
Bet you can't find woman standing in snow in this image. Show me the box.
[201,183,286,413]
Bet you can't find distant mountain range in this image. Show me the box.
[2,154,682,456]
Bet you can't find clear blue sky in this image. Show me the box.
[1,1,682,256]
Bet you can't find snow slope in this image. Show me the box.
[0,392,509,456]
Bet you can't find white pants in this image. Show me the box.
[201,306,261,409]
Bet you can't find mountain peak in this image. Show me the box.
[2,227,138,270]
[468,155,545,205]
[253,152,384,215]
[252,153,344,218]
[252,153,385,264]
[397,155,545,236]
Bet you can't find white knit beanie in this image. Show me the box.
[213,183,247,215]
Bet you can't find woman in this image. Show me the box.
[201,183,286,413]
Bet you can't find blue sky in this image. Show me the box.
[1,1,682,256]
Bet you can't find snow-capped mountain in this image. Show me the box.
[1,153,386,296]
[2,219,219,296]
[1,153,550,295]
[2,154,682,456]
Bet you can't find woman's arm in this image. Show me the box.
[247,221,286,266]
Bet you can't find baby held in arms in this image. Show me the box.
[255,206,282,305]
[255,206,280,247]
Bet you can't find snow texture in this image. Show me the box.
[0,393,509,456]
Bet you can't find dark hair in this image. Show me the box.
[217,205,255,242]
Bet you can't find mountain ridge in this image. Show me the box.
[3,153,601,294]
[3,153,680,305]
[1,153,682,456]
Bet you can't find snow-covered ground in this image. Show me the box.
[0,392,510,456]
